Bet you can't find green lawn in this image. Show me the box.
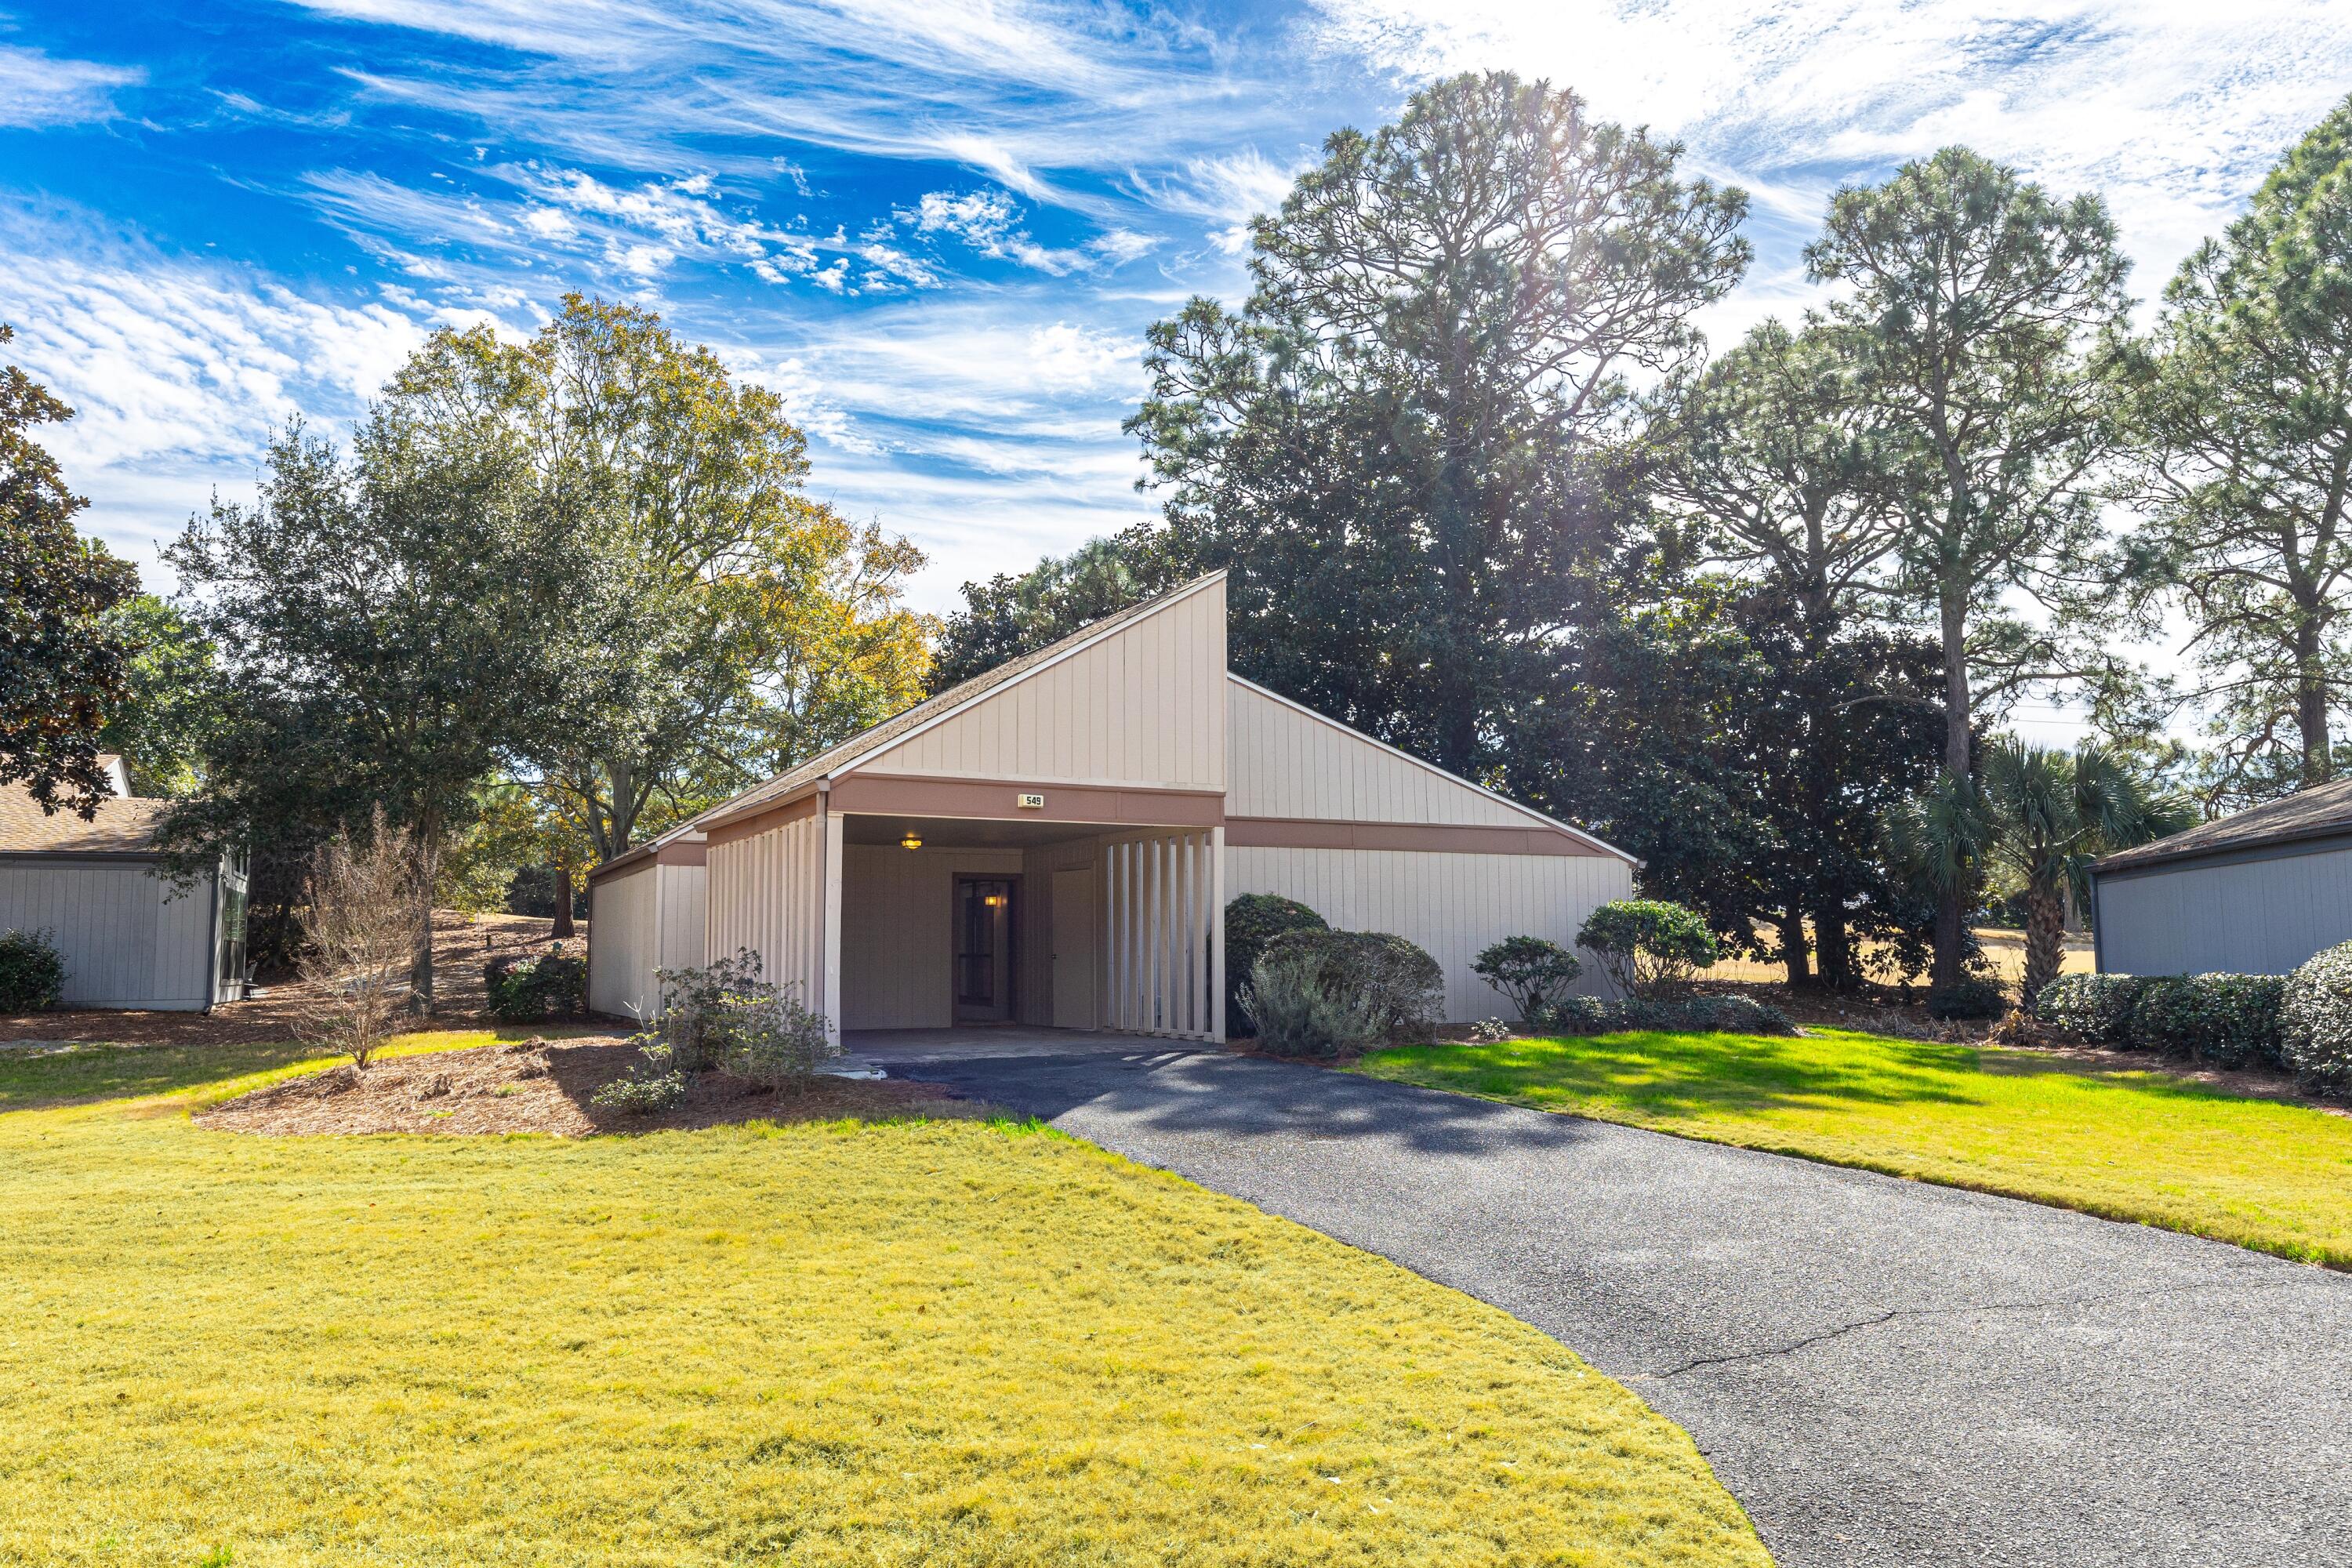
[0,1028,590,1112]
[1356,1029,2352,1269]
[0,1045,1766,1567]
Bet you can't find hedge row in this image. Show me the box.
[2036,972,2285,1069]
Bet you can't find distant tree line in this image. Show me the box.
[935,74,2352,1000]
[11,75,2352,1007]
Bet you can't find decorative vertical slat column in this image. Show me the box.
[1208,824,1227,1042]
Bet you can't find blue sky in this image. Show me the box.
[6,0,2352,634]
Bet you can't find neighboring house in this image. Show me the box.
[0,756,249,1011]
[2092,777,2352,976]
[589,572,1637,1040]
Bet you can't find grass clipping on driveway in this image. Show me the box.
[0,1056,1765,1567]
[1356,1028,2352,1268]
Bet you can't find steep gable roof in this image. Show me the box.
[695,572,1225,834]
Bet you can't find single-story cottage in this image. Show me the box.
[0,755,249,1011]
[588,572,1636,1042]
[2092,776,2352,976]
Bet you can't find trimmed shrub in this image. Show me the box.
[2041,972,2285,1067]
[2133,975,2285,1068]
[1522,992,1796,1038]
[1926,971,2008,1021]
[1224,894,1328,1036]
[1472,935,1583,1021]
[1240,929,1443,1057]
[484,943,587,1022]
[1576,901,1717,998]
[2281,940,2352,1094]
[2036,974,2148,1046]
[0,927,66,1013]
[1632,994,1798,1036]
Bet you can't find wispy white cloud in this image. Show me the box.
[1310,0,2352,305]
[0,216,439,582]
[0,42,142,127]
[902,187,1154,274]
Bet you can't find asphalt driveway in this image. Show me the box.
[877,1044,2352,1568]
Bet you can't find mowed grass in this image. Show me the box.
[0,1027,593,1111]
[0,1054,1766,1568]
[1356,1029,2352,1269]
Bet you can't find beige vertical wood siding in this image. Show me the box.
[0,858,213,1009]
[2096,850,2352,975]
[1227,680,1537,828]
[657,863,707,977]
[1229,846,1634,1022]
[856,580,1228,790]
[837,844,1024,1030]
[706,810,833,1026]
[587,863,659,1022]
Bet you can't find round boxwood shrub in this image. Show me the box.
[2280,940,2352,1094]
[1223,893,1327,1036]
[0,927,66,1013]
[1575,900,1717,998]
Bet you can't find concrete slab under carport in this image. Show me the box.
[841,1026,1200,1068]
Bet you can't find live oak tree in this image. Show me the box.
[2121,95,2352,793]
[0,323,136,817]
[1807,147,2132,990]
[1129,72,1749,780]
[96,593,220,797]
[387,296,931,862]
[168,416,561,1011]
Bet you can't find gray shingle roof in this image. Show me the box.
[2096,776,2352,874]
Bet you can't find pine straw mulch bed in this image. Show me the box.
[194,1037,982,1138]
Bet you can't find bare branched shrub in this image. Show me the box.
[297,809,422,1071]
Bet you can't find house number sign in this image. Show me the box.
[1017,793,1046,810]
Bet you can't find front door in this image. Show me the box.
[953,878,1017,1024]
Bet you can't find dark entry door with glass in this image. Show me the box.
[954,878,1017,1023]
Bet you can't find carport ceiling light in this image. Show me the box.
[898,830,922,851]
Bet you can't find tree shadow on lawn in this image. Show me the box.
[0,1026,608,1112]
[1370,1028,2310,1124]
[1362,1029,1998,1120]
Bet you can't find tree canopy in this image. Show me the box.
[1129,71,1749,780]
[2120,93,2352,794]
[382,296,931,861]
[0,322,136,818]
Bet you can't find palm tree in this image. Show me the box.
[1890,741,2188,1007]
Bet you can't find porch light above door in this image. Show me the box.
[899,830,923,851]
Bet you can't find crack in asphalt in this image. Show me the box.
[1642,1274,2314,1380]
